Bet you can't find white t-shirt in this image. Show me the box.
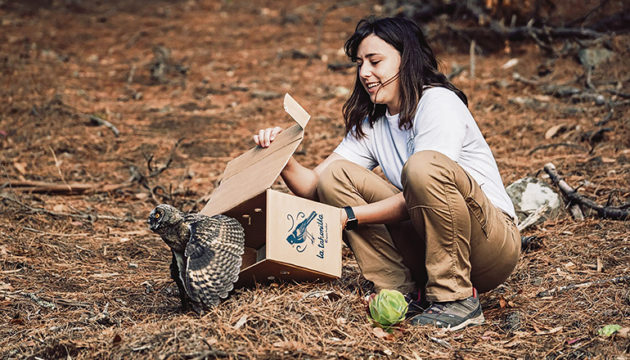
[334,87,516,219]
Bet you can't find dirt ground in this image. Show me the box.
[1,0,629,359]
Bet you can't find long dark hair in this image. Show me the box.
[342,16,468,138]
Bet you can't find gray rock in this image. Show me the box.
[578,48,614,68]
[506,177,563,224]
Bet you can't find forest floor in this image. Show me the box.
[0,0,629,359]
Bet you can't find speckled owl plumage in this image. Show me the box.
[148,204,245,314]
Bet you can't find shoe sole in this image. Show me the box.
[446,312,485,331]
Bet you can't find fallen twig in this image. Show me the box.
[526,19,555,54]
[48,145,71,192]
[544,163,629,220]
[146,138,183,178]
[0,193,132,222]
[428,336,451,349]
[537,275,630,297]
[3,180,95,193]
[543,163,584,220]
[512,72,542,86]
[518,204,549,231]
[604,88,630,99]
[27,292,57,310]
[1,179,134,194]
[89,114,120,137]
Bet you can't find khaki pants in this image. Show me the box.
[316,150,521,302]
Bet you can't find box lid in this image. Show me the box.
[200,94,311,216]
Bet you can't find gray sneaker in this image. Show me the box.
[410,295,484,331]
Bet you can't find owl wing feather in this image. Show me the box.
[183,214,245,308]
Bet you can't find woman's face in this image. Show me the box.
[356,34,402,114]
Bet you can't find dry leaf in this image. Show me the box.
[0,282,13,291]
[481,330,501,340]
[53,204,68,212]
[535,326,563,335]
[10,317,25,325]
[545,124,567,139]
[503,338,521,348]
[567,337,587,345]
[499,295,507,309]
[135,192,149,200]
[533,95,552,102]
[272,340,301,350]
[13,162,27,174]
[372,326,394,340]
[233,314,248,329]
[513,331,531,337]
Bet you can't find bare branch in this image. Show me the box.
[544,163,629,220]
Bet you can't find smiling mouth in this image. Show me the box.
[366,82,380,92]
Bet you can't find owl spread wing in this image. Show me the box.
[183,214,245,308]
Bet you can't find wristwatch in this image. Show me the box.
[343,206,358,231]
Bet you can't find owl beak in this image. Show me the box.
[148,219,157,231]
[148,210,159,231]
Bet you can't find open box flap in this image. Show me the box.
[201,94,311,217]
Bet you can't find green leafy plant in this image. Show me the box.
[368,289,408,331]
[598,324,621,337]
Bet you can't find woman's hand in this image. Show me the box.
[340,207,349,230]
[253,127,283,148]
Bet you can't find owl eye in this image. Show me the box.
[155,213,161,219]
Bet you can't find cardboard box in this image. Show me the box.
[200,94,342,285]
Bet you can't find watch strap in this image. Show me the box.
[343,206,358,231]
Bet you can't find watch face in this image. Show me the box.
[346,219,358,230]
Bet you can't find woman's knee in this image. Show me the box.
[401,150,451,189]
[316,160,354,206]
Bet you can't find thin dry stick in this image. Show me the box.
[537,275,630,297]
[127,63,136,84]
[1,193,130,222]
[518,203,549,231]
[89,114,120,137]
[48,145,71,192]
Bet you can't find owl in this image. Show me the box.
[147,204,245,314]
